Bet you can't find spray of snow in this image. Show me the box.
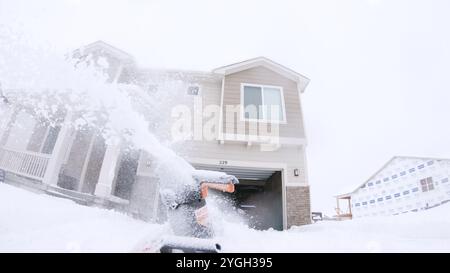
[0,26,251,238]
[0,26,194,190]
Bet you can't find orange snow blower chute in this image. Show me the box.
[200,181,235,198]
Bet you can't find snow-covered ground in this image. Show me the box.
[1,183,449,252]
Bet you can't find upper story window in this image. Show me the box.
[147,84,158,93]
[187,85,200,96]
[241,83,286,122]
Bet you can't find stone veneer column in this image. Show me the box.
[286,186,311,228]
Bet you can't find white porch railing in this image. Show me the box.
[0,147,51,180]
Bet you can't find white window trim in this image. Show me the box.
[187,84,202,96]
[240,83,287,124]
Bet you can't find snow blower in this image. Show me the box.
[138,170,239,253]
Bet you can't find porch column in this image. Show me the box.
[348,198,352,216]
[42,111,74,186]
[94,139,121,198]
[336,198,340,215]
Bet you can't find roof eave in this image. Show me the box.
[212,57,310,92]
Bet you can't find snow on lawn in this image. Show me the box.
[1,183,450,252]
[220,214,450,253]
[0,183,164,252]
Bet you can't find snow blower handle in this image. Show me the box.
[200,182,235,198]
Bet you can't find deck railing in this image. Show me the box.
[0,147,51,180]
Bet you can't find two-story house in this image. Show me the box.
[0,41,311,230]
[335,156,450,219]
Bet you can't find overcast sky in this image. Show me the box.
[1,0,450,214]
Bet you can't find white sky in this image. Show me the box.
[1,0,450,214]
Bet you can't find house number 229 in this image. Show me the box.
[219,161,228,165]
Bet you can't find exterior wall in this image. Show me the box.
[0,105,63,155]
[134,65,311,227]
[177,141,308,186]
[1,43,312,228]
[129,175,161,221]
[3,110,36,150]
[27,121,49,152]
[286,186,311,227]
[137,141,310,228]
[222,66,305,138]
[81,135,106,194]
[0,104,13,140]
[58,130,93,190]
[57,128,108,194]
[351,157,450,218]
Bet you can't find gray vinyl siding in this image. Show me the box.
[200,79,222,108]
[136,65,308,186]
[222,66,305,138]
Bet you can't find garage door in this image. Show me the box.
[192,163,284,231]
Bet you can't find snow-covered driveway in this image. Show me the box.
[1,183,450,252]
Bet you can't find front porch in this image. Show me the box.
[0,147,50,181]
[0,102,130,211]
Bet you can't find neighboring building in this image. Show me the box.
[0,41,311,230]
[336,156,450,219]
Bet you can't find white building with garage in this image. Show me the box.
[336,156,450,219]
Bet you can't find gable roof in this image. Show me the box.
[74,40,135,63]
[72,43,311,90]
[212,57,310,92]
[336,155,450,198]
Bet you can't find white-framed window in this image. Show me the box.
[147,84,158,93]
[187,84,201,96]
[240,83,286,123]
[420,177,434,192]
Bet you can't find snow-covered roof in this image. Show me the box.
[212,56,310,92]
[72,42,310,90]
[336,155,450,198]
[74,40,135,63]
